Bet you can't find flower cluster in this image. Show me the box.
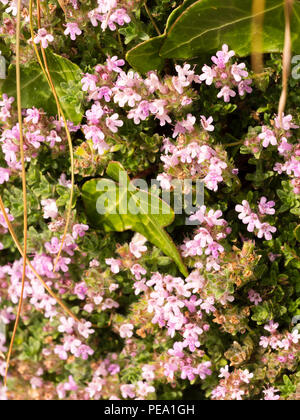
[243,113,299,195]
[200,44,252,102]
[212,366,254,400]
[235,197,277,240]
[157,136,232,192]
[181,206,231,271]
[88,0,132,32]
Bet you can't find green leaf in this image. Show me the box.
[294,225,300,242]
[160,0,300,59]
[2,50,83,124]
[126,0,198,73]
[126,35,166,74]
[82,162,188,277]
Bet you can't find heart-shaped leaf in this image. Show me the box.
[82,162,188,277]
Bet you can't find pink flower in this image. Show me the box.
[217,85,236,102]
[211,44,235,68]
[256,223,276,241]
[136,381,155,397]
[25,107,40,124]
[259,126,277,148]
[231,63,248,82]
[105,113,123,133]
[0,168,10,184]
[72,224,89,239]
[74,282,88,300]
[200,65,216,85]
[120,384,135,399]
[34,28,54,48]
[81,73,98,92]
[77,321,95,339]
[64,22,82,41]
[41,199,58,219]
[264,321,279,333]
[248,289,262,306]
[58,317,75,334]
[258,197,275,215]
[235,200,252,221]
[119,323,134,338]
[263,387,280,400]
[105,258,122,274]
[239,369,254,384]
[259,336,270,348]
[275,113,299,131]
[200,115,214,132]
[130,264,146,280]
[157,173,172,190]
[219,365,230,379]
[46,130,62,148]
[129,234,147,259]
[106,55,125,73]
[238,79,253,96]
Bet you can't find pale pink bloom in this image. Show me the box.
[200,115,214,132]
[64,22,82,41]
[217,85,236,102]
[41,199,58,219]
[200,65,216,85]
[256,223,276,240]
[258,196,276,215]
[263,387,280,400]
[235,200,252,221]
[105,113,123,133]
[25,107,40,124]
[130,264,146,280]
[120,384,135,399]
[105,258,122,274]
[72,224,89,239]
[231,63,248,82]
[278,137,293,155]
[81,73,98,92]
[238,79,253,96]
[259,126,277,148]
[58,316,75,334]
[0,168,10,184]
[136,381,155,397]
[119,323,134,338]
[157,173,172,190]
[77,321,95,339]
[34,28,54,48]
[46,130,62,148]
[239,369,254,384]
[264,320,279,333]
[106,56,125,73]
[129,233,147,259]
[275,113,299,131]
[248,289,262,306]
[259,336,269,348]
[219,365,230,379]
[211,44,235,68]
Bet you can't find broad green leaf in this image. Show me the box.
[2,50,83,124]
[82,162,188,277]
[126,0,198,73]
[126,35,166,74]
[160,0,300,59]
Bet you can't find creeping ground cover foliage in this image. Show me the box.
[0,0,300,401]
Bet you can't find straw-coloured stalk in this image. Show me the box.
[278,0,294,124]
[251,0,266,74]
[4,0,28,387]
